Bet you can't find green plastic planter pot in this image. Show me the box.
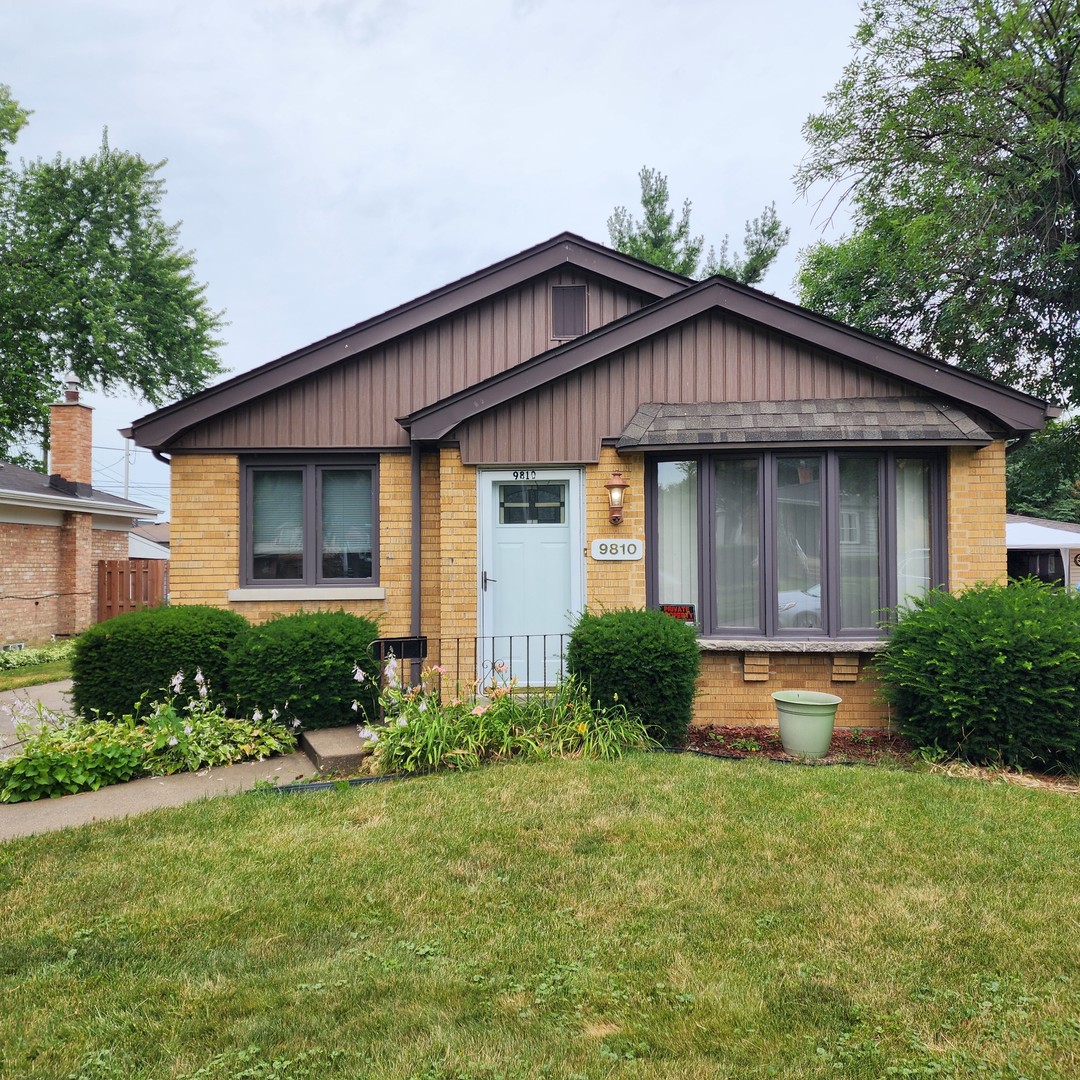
[771,690,842,759]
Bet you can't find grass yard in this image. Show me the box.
[1,754,1078,1079]
[0,658,71,693]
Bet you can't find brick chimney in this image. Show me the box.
[49,374,94,492]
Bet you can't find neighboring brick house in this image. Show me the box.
[127,234,1056,727]
[0,382,156,647]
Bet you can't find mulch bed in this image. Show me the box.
[684,724,914,765]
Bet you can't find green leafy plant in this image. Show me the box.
[140,670,299,776]
[874,579,1080,771]
[0,640,74,670]
[367,660,531,774]
[0,671,298,803]
[566,607,701,747]
[228,610,380,730]
[729,737,761,753]
[366,660,653,776]
[0,703,145,802]
[72,605,248,720]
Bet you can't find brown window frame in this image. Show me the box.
[240,454,379,588]
[645,449,948,639]
[551,284,587,339]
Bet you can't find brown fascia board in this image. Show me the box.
[404,276,1055,440]
[128,233,691,450]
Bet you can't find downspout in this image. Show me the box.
[410,441,422,641]
[152,449,171,465]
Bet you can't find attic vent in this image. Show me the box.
[551,285,586,339]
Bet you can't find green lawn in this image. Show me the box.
[0,658,71,693]
[2,754,1078,1079]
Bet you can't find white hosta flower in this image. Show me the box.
[384,653,399,685]
[353,663,365,683]
[167,736,179,747]
[170,671,185,694]
[252,708,263,723]
[357,726,379,744]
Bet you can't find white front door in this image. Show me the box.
[478,468,583,685]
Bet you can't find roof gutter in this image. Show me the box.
[0,490,157,517]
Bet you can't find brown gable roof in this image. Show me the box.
[128,233,690,451]
[404,275,1055,440]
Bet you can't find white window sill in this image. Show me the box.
[227,586,386,602]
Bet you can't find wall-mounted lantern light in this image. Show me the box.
[604,470,630,525]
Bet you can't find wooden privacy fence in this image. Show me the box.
[97,559,169,622]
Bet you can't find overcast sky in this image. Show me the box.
[4,0,862,515]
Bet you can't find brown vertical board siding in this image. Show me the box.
[171,270,655,451]
[456,312,918,465]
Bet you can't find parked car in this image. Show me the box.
[778,583,821,628]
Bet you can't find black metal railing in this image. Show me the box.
[372,634,569,700]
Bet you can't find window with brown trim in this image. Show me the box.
[551,285,586,339]
[649,450,946,637]
[241,457,379,586]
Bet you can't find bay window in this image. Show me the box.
[651,450,944,637]
[243,458,378,586]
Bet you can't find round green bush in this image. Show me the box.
[72,605,249,719]
[566,607,700,747]
[227,610,381,730]
[875,579,1080,770]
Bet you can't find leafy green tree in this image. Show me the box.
[795,0,1080,406]
[0,84,224,466]
[607,166,789,285]
[1006,417,1080,522]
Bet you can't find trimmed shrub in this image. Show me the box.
[72,605,249,719]
[227,610,381,730]
[874,579,1080,771]
[566,607,700,747]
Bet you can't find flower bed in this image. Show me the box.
[685,724,913,764]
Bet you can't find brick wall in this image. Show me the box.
[693,650,889,730]
[584,447,647,610]
[436,447,479,645]
[170,452,413,629]
[948,440,1007,587]
[0,519,128,646]
[163,434,1005,729]
[170,453,241,607]
[0,522,62,646]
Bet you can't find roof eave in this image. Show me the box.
[0,489,157,517]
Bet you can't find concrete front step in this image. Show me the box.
[299,725,374,774]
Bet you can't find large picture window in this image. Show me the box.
[243,459,378,586]
[651,450,944,638]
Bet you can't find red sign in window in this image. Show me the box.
[660,604,696,623]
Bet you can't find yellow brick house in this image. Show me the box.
[126,234,1055,728]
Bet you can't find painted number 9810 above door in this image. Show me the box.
[590,539,643,561]
[512,469,538,480]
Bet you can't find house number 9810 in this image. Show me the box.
[512,469,537,480]
[590,539,644,561]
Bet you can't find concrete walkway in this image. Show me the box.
[0,680,322,841]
